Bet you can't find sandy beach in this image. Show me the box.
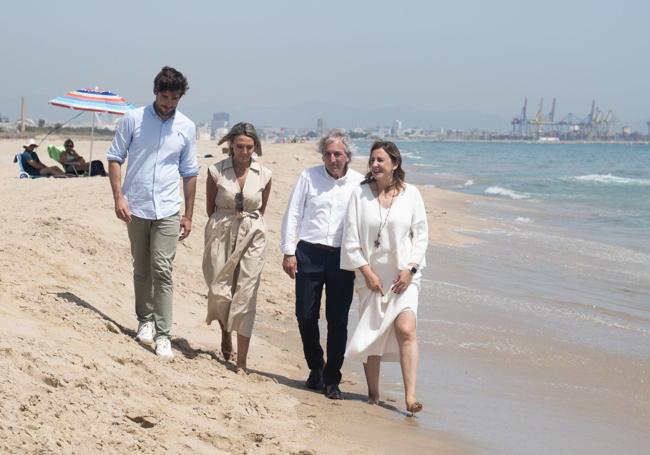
[0,136,485,454]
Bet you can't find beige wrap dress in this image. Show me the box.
[202,157,271,337]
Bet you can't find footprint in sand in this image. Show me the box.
[125,414,158,429]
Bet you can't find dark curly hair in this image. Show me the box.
[153,66,189,96]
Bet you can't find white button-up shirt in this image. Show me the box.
[281,165,364,255]
[106,104,199,220]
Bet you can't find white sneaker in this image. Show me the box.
[155,338,174,360]
[135,321,154,344]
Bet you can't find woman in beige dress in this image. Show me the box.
[203,122,272,374]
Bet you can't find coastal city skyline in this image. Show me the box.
[4,97,648,141]
[2,0,649,132]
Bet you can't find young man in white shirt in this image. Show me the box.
[281,131,363,399]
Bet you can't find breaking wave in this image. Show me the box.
[484,186,530,200]
[569,174,650,186]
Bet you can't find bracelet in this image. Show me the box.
[182,215,192,221]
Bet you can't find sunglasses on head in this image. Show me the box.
[232,122,256,136]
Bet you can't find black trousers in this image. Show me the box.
[295,241,355,386]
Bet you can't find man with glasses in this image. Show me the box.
[280,131,363,399]
[107,66,199,360]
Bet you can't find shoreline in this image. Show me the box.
[4,131,650,146]
[383,138,650,145]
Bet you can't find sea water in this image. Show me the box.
[396,141,650,251]
[350,141,650,454]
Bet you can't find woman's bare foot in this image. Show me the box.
[406,399,423,416]
[368,394,380,405]
[221,331,233,361]
[235,364,248,376]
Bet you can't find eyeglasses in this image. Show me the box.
[235,191,244,212]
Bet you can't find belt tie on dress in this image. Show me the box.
[228,210,261,252]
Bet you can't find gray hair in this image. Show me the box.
[317,130,355,161]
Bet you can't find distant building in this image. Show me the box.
[390,120,402,137]
[211,112,230,139]
[317,118,326,137]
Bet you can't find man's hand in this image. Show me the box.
[361,266,384,295]
[282,255,298,279]
[179,215,192,240]
[114,195,132,223]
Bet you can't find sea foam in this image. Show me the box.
[484,186,529,200]
[570,174,650,186]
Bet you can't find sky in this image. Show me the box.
[2,0,649,130]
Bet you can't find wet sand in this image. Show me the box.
[381,219,650,454]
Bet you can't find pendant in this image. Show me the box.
[374,236,381,248]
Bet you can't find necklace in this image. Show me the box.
[374,185,396,248]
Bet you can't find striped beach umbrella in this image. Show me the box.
[49,88,134,115]
[49,88,134,175]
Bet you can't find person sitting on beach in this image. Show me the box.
[202,122,272,375]
[59,139,108,176]
[340,140,428,416]
[19,139,65,177]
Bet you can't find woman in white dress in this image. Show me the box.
[341,141,428,414]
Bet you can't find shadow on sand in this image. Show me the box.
[56,291,411,416]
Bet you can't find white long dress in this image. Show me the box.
[341,183,428,362]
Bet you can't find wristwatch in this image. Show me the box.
[409,266,418,275]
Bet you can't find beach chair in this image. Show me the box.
[47,145,64,163]
[48,145,82,176]
[14,153,36,179]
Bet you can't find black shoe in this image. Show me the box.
[323,384,342,400]
[305,369,323,390]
